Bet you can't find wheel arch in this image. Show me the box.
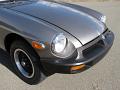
[4,33,33,53]
[4,33,50,76]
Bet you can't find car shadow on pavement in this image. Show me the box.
[0,48,16,74]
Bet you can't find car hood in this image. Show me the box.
[10,1,105,45]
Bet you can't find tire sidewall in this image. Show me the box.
[10,41,45,85]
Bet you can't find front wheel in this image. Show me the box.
[10,40,46,85]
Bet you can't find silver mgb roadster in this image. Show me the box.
[0,0,114,85]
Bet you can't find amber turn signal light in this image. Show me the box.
[32,41,45,49]
[71,64,85,71]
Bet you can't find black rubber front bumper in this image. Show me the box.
[41,30,114,74]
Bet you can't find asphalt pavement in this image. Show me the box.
[0,1,120,90]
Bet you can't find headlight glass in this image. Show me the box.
[100,15,106,23]
[52,33,67,53]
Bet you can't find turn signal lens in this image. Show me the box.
[71,64,85,71]
[32,41,45,49]
[100,15,106,23]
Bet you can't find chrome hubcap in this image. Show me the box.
[14,49,35,78]
[21,61,26,67]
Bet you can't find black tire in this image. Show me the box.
[10,40,46,85]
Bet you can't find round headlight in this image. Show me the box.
[100,15,106,23]
[52,33,67,53]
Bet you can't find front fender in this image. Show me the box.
[0,8,82,59]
